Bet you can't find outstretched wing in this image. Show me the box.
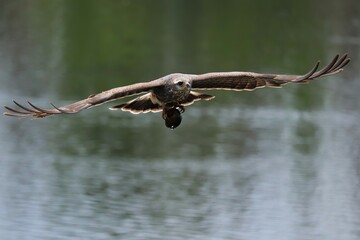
[190,54,350,91]
[4,79,164,118]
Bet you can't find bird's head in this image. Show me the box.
[173,78,192,92]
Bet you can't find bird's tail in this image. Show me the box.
[109,93,162,114]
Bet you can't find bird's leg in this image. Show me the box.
[162,103,185,120]
[162,109,167,120]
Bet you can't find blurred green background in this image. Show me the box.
[0,0,359,239]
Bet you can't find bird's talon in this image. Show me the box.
[177,106,185,113]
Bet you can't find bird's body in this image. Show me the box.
[4,54,351,129]
[152,73,193,103]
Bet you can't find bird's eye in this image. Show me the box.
[177,81,184,86]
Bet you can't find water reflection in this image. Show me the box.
[2,107,360,239]
[1,0,360,239]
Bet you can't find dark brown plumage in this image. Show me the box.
[3,54,350,129]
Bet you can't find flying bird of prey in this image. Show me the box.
[4,54,350,129]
